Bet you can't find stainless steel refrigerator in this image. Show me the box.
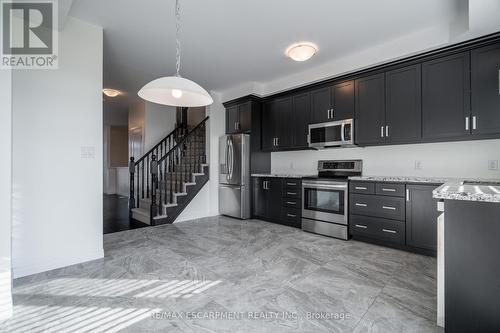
[219,134,251,219]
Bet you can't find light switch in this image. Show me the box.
[414,160,423,170]
[81,146,96,159]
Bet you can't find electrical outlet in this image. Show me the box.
[81,146,95,159]
[488,160,498,171]
[290,162,294,170]
[414,160,423,170]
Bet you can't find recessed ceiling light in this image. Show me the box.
[286,42,318,62]
[102,88,122,97]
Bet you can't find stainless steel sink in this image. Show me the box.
[462,180,500,186]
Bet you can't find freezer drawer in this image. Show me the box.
[219,185,250,219]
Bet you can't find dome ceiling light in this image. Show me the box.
[138,0,213,107]
[286,42,318,62]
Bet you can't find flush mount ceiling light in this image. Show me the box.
[286,42,318,62]
[138,0,213,107]
[102,88,122,97]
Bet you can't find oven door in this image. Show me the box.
[302,181,348,225]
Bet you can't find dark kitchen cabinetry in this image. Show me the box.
[350,180,441,255]
[311,81,354,124]
[406,184,439,252]
[471,42,500,136]
[385,64,422,143]
[262,97,293,151]
[355,74,386,145]
[422,52,470,141]
[292,92,311,149]
[226,101,251,134]
[252,177,301,228]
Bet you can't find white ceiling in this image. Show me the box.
[69,0,460,107]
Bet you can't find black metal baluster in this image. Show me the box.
[150,155,158,220]
[170,153,174,203]
[146,155,150,198]
[136,164,140,207]
[164,159,167,205]
[141,161,144,199]
[129,157,135,217]
[158,159,162,213]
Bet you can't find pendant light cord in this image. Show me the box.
[175,0,181,77]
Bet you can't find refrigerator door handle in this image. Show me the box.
[225,138,230,177]
[229,138,234,180]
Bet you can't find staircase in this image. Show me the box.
[129,117,209,225]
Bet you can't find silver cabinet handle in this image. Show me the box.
[355,224,368,229]
[382,206,396,210]
[385,125,389,137]
[287,182,297,186]
[380,126,384,138]
[355,203,367,207]
[382,229,397,234]
[406,189,410,201]
[382,188,396,192]
[465,117,469,131]
[286,201,296,205]
[331,109,334,119]
[355,186,367,190]
[276,137,279,146]
[472,116,477,130]
[498,69,500,95]
[287,214,297,218]
[287,192,297,195]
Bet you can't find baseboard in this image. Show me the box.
[12,248,104,279]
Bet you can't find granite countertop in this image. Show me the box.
[432,180,500,203]
[251,173,313,179]
[349,175,451,184]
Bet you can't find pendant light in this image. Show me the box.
[138,0,213,107]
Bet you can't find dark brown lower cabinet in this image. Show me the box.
[350,181,440,255]
[406,184,439,252]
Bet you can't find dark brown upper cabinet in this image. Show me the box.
[310,81,354,124]
[292,92,311,149]
[422,52,471,141]
[262,97,293,151]
[471,42,500,136]
[226,101,251,134]
[355,73,386,145]
[385,64,422,144]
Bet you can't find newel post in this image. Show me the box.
[129,157,135,217]
[150,155,159,223]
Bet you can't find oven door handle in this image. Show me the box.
[302,183,347,189]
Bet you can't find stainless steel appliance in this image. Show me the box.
[219,134,251,219]
[308,118,354,148]
[302,160,362,239]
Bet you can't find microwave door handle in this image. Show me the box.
[341,122,345,142]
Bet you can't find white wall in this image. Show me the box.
[272,139,500,179]
[175,184,210,222]
[0,69,12,321]
[11,17,103,278]
[144,102,176,152]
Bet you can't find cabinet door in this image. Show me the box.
[471,43,500,136]
[292,92,311,148]
[275,97,293,149]
[226,105,239,134]
[267,178,283,220]
[385,64,422,143]
[262,101,276,151]
[253,177,268,218]
[238,102,252,133]
[406,184,439,251]
[355,73,386,145]
[422,52,470,140]
[331,80,354,120]
[311,87,331,123]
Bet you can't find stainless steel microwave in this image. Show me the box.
[308,118,354,148]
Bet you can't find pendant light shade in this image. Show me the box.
[138,76,213,107]
[138,0,213,107]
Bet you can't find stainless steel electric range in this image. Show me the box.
[302,160,362,240]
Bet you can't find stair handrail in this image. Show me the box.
[157,116,209,164]
[134,125,186,166]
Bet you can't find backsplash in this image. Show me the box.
[271,139,500,179]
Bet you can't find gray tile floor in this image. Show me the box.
[1,216,441,332]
